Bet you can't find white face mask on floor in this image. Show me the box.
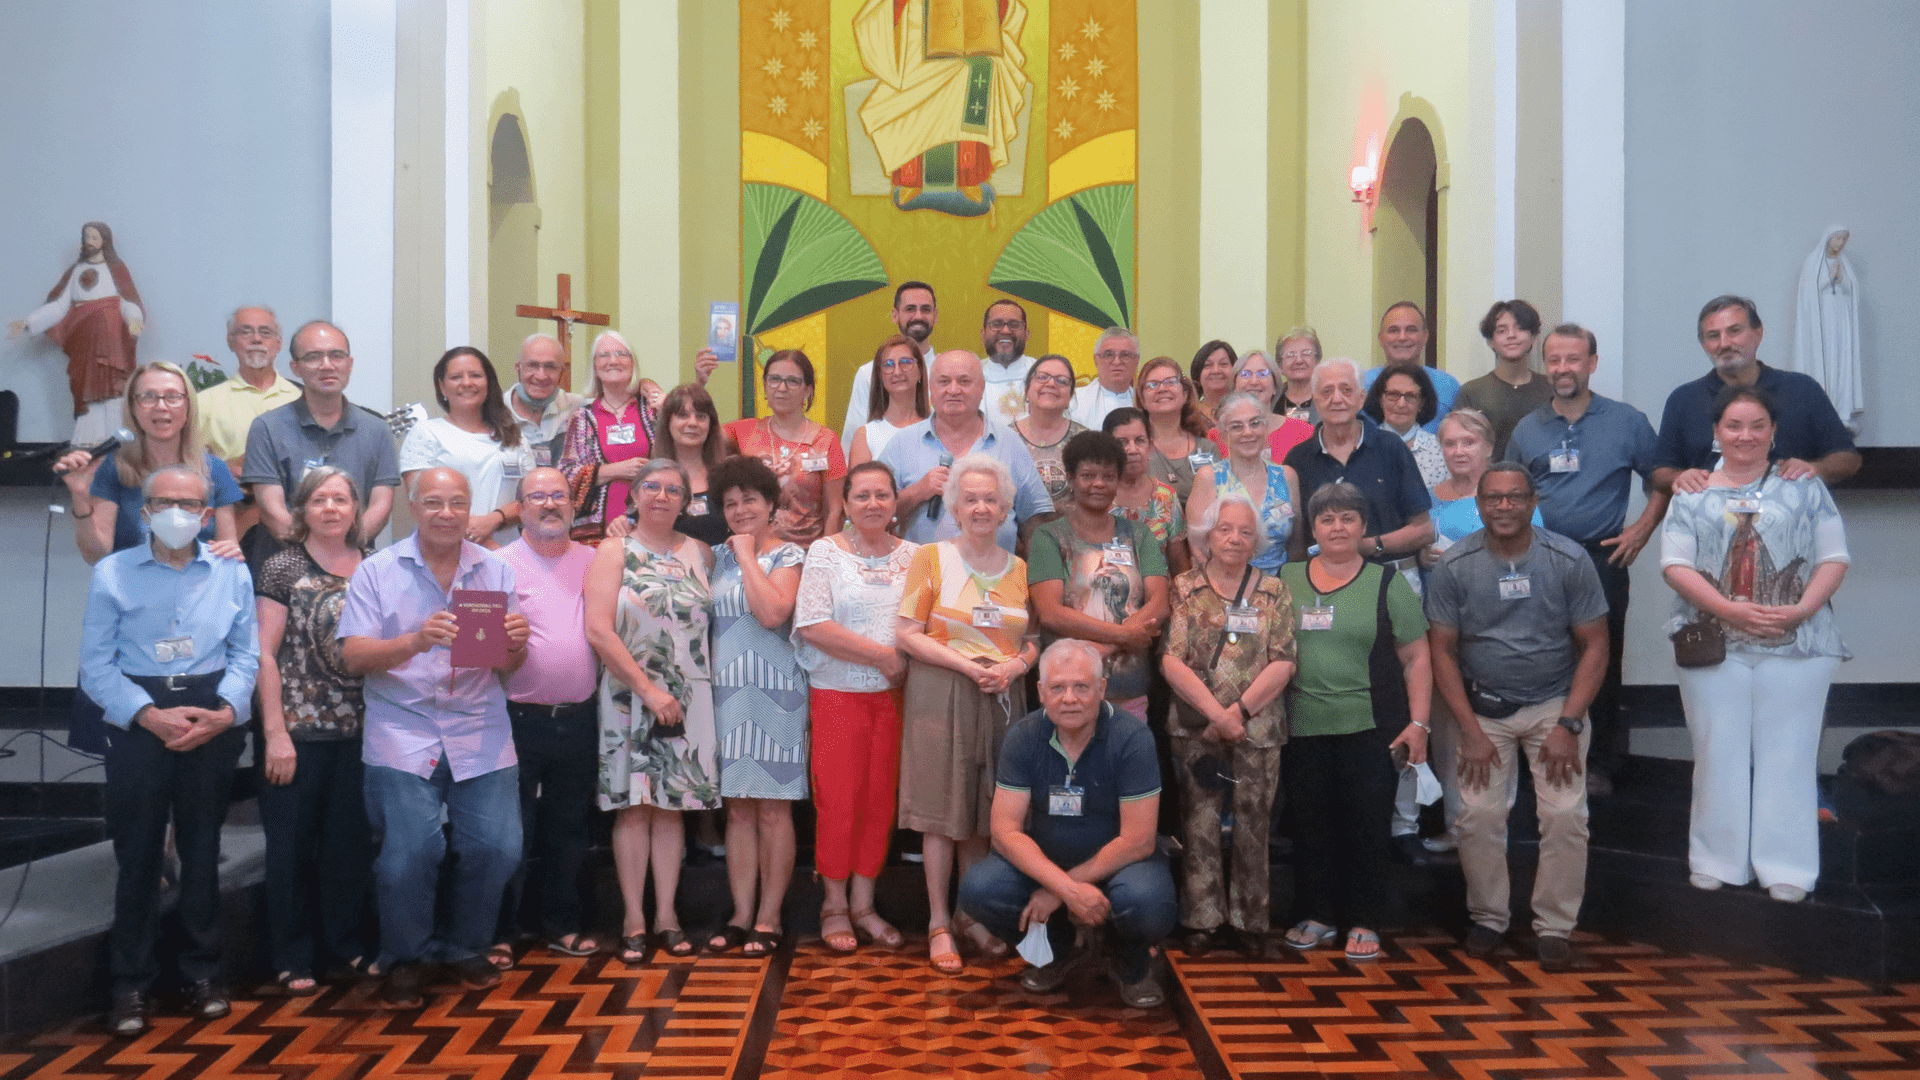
[146,507,203,550]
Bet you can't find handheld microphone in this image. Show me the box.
[19,427,134,467]
[926,453,954,521]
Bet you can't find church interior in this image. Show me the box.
[0,1,1917,1076]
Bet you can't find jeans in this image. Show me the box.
[497,703,598,942]
[104,709,243,994]
[1580,541,1631,774]
[366,759,522,966]
[1456,698,1591,936]
[258,738,373,976]
[1284,724,1397,930]
[958,852,1178,983]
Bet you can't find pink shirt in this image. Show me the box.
[592,398,649,519]
[498,538,599,706]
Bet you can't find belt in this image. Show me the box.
[508,697,596,720]
[127,671,225,694]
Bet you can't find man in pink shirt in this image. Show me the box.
[492,467,601,962]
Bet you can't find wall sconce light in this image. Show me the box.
[1349,163,1376,206]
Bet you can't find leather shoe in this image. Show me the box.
[185,979,230,1020]
[108,989,149,1036]
[1463,923,1503,959]
[1537,935,1574,971]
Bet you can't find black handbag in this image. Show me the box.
[1671,617,1726,669]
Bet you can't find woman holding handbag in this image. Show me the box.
[1661,385,1849,903]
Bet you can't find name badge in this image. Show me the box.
[154,636,194,663]
[653,556,686,580]
[1103,542,1134,568]
[1549,448,1581,473]
[801,453,829,472]
[1499,573,1532,601]
[688,495,710,516]
[1727,495,1763,515]
[503,458,523,480]
[1226,605,1259,636]
[1048,785,1085,817]
[859,568,893,586]
[533,445,553,468]
[300,456,327,480]
[606,423,637,446]
[1188,450,1215,471]
[1300,605,1335,631]
[972,604,1003,628]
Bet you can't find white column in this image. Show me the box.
[331,0,396,412]
[621,2,679,368]
[1561,0,1625,399]
[1198,0,1267,352]
[1492,0,1518,299]
[443,0,472,349]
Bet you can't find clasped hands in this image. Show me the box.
[1018,879,1110,931]
[136,703,235,752]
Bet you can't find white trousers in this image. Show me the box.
[1676,652,1839,892]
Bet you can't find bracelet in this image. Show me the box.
[1411,719,1431,732]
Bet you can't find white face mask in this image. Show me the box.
[147,507,204,550]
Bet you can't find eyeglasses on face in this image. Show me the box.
[520,361,566,374]
[144,497,205,512]
[135,391,188,408]
[420,499,471,513]
[639,480,687,499]
[1381,390,1421,404]
[295,350,350,367]
[1480,492,1534,506]
[1143,376,1182,393]
[1221,419,1268,435]
[765,374,806,390]
[880,356,918,371]
[1096,349,1140,361]
[986,318,1025,332]
[1030,372,1073,389]
[1237,369,1275,382]
[233,327,280,339]
[522,491,569,506]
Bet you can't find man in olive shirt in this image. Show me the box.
[1454,300,1553,458]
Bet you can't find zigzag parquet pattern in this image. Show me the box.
[1169,931,1920,1079]
[0,949,768,1080]
[759,940,1203,1078]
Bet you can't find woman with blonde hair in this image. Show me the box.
[559,330,653,542]
[1134,356,1215,505]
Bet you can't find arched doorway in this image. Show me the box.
[1371,116,1441,369]
[488,110,539,365]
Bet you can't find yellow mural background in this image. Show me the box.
[740,0,1137,425]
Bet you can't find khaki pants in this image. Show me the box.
[1456,697,1590,937]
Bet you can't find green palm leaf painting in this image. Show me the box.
[989,183,1136,329]
[742,183,888,335]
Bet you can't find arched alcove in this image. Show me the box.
[1372,96,1449,370]
[488,105,540,362]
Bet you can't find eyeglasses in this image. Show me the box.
[134,391,189,408]
[1381,390,1421,404]
[1236,369,1275,382]
[233,327,279,339]
[1096,349,1140,361]
[523,491,569,506]
[639,480,687,499]
[520,361,566,374]
[986,318,1025,332]
[765,374,806,390]
[1030,372,1073,388]
[144,497,205,512]
[1480,492,1534,506]
[1280,349,1317,361]
[420,499,471,513]
[295,350,350,367]
[1221,419,1269,435]
[880,356,918,371]
[1143,376,1183,393]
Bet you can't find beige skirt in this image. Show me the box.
[897,659,1026,841]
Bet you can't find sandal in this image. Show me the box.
[820,908,858,953]
[742,926,782,957]
[708,924,750,953]
[1344,928,1382,962]
[851,908,903,949]
[618,933,652,965]
[276,970,319,997]
[1285,920,1338,951]
[487,942,516,970]
[927,925,964,974]
[658,927,696,957]
[548,933,600,957]
[956,914,1010,959]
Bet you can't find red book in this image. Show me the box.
[449,589,509,668]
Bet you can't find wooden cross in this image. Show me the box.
[515,273,609,389]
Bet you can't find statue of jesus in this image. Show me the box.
[9,221,145,442]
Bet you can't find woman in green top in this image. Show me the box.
[1276,482,1432,962]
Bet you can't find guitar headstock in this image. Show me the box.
[385,402,430,441]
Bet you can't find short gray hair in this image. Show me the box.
[1276,326,1321,359]
[140,463,209,502]
[1309,357,1362,394]
[520,332,564,357]
[1190,490,1269,558]
[1213,391,1270,427]
[631,457,693,512]
[1095,326,1138,356]
[226,305,278,336]
[940,452,1015,524]
[1038,638,1105,684]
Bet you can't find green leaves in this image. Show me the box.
[742,183,888,335]
[989,183,1136,329]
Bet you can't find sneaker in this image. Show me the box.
[108,989,149,1036]
[379,962,427,1008]
[1536,935,1574,971]
[1689,873,1724,891]
[1463,923,1503,959]
[1768,884,1808,903]
[185,978,231,1019]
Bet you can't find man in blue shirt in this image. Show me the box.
[1285,358,1433,571]
[878,349,1052,550]
[958,640,1176,1007]
[1505,324,1666,790]
[1362,301,1460,434]
[80,464,259,1036]
[1652,295,1860,495]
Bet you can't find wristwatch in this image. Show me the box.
[1555,715,1585,735]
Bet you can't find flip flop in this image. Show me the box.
[742,926,782,957]
[1344,928,1382,962]
[487,942,516,970]
[276,971,318,997]
[708,924,750,953]
[548,934,600,957]
[1285,919,1338,951]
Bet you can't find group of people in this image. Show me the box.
[69,283,1856,1033]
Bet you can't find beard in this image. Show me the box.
[902,319,932,343]
[80,243,102,260]
[987,337,1024,365]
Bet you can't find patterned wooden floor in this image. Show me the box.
[1,931,1916,1079]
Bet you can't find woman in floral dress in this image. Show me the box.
[586,458,719,962]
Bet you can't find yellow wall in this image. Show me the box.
[1301,0,1496,379]
[479,0,589,381]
